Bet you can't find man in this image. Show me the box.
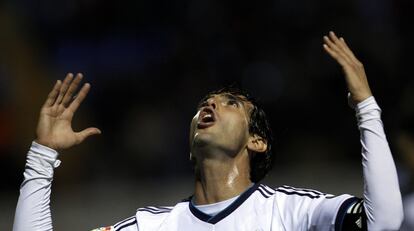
[13,32,403,230]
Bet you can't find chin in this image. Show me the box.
[192,132,224,156]
[192,132,213,148]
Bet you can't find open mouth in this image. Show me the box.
[197,107,216,129]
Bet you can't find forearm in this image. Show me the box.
[13,142,60,231]
[356,96,403,230]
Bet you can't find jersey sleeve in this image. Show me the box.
[354,96,403,230]
[277,96,403,230]
[313,96,404,230]
[310,194,359,230]
[274,185,355,230]
[337,199,368,230]
[313,197,368,230]
[13,141,61,231]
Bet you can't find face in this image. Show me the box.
[190,93,253,159]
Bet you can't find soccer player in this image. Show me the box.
[13,32,403,230]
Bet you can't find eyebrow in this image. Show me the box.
[227,94,257,115]
[223,94,247,107]
[223,94,241,102]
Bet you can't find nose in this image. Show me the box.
[206,97,217,109]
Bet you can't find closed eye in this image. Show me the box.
[227,99,239,107]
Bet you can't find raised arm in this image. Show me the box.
[323,32,403,230]
[13,73,101,231]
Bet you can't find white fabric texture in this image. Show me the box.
[133,184,351,231]
[12,96,403,230]
[356,96,403,230]
[13,141,60,231]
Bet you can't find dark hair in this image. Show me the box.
[198,87,274,182]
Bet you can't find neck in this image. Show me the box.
[193,151,252,205]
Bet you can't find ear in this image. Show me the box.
[247,134,267,153]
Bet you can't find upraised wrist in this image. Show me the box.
[30,141,61,168]
[34,138,58,151]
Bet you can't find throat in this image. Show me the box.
[193,157,252,205]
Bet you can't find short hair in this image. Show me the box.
[197,87,274,182]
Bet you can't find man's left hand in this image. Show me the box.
[323,31,373,104]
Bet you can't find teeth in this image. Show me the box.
[200,113,213,123]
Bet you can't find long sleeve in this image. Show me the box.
[355,96,404,230]
[13,141,61,231]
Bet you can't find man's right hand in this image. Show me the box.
[35,73,101,151]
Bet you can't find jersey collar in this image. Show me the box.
[188,183,260,224]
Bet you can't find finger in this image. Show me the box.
[43,80,62,107]
[327,32,348,52]
[67,83,91,113]
[323,35,342,53]
[324,34,352,64]
[323,44,348,67]
[328,31,341,43]
[328,31,347,49]
[328,32,355,62]
[54,73,74,106]
[62,73,83,107]
[76,127,101,144]
[331,35,364,68]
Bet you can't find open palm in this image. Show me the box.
[35,73,101,150]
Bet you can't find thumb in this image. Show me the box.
[347,92,356,109]
[76,127,101,144]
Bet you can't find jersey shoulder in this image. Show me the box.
[256,184,332,200]
[272,184,354,213]
[91,201,188,231]
[91,215,138,231]
[136,205,175,216]
[270,184,358,229]
[274,185,335,199]
[135,202,188,230]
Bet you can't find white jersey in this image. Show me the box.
[14,96,403,231]
[94,184,355,231]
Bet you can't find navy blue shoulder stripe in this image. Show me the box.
[259,184,276,194]
[280,185,326,196]
[257,185,276,198]
[114,216,135,229]
[257,187,271,198]
[276,188,321,199]
[142,206,172,211]
[152,206,173,210]
[137,208,172,214]
[114,219,137,231]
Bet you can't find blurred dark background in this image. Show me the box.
[1,0,414,230]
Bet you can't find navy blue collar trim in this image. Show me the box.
[188,183,260,224]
